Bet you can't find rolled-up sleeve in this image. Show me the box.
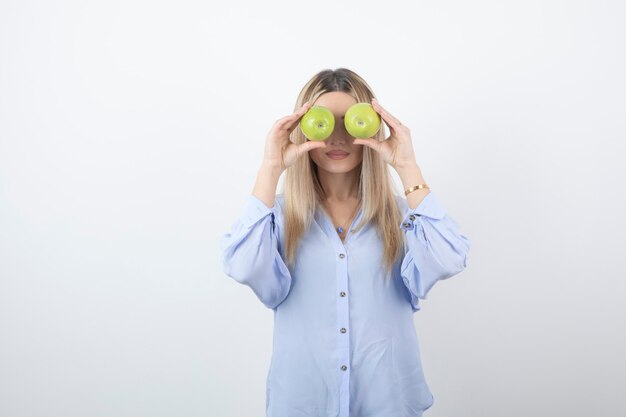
[398,191,471,312]
[219,194,292,310]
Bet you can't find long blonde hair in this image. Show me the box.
[281,68,404,280]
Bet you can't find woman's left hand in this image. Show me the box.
[353,98,417,170]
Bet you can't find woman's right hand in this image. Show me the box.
[262,101,327,171]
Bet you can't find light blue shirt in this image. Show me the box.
[219,191,471,417]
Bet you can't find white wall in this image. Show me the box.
[1,1,624,416]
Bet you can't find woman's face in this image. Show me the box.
[308,92,364,174]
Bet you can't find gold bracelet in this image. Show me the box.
[405,184,429,196]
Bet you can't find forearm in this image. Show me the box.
[395,163,431,210]
[252,161,283,209]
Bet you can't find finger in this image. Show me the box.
[371,98,402,130]
[279,101,312,131]
[298,139,327,153]
[353,138,381,152]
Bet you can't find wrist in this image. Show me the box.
[395,163,424,187]
[260,160,285,177]
[252,162,283,209]
[394,159,419,173]
[397,163,430,209]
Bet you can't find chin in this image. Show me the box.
[310,150,363,173]
[320,159,362,174]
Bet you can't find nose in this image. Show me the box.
[328,135,346,145]
[327,123,351,145]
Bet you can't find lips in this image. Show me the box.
[326,151,349,156]
[326,150,350,160]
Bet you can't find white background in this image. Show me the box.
[1,1,625,416]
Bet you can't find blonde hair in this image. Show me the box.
[281,68,405,281]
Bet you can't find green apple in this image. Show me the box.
[300,105,335,141]
[344,103,381,138]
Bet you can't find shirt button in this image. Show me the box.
[340,327,347,333]
[408,214,416,221]
[339,253,345,259]
[340,365,347,371]
[402,222,414,230]
[339,291,346,297]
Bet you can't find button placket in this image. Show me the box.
[320,206,354,417]
[334,238,350,416]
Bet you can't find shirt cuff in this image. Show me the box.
[400,191,446,231]
[241,194,275,229]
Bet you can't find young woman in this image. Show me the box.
[220,68,471,417]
